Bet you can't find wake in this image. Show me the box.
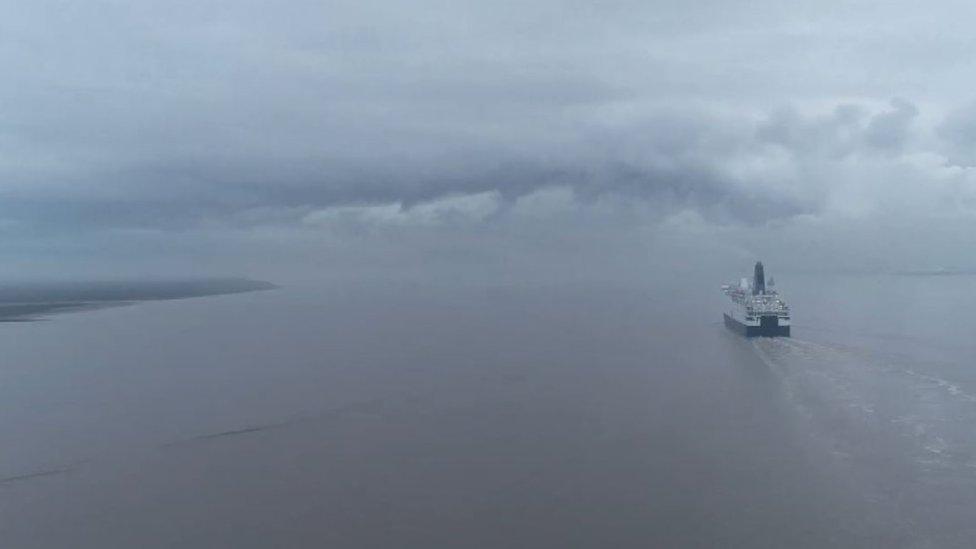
[752,336,976,471]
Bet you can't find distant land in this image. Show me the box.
[0,278,276,322]
[894,268,976,276]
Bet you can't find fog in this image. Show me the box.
[6,2,976,547]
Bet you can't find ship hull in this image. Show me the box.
[723,313,790,337]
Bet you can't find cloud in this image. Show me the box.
[864,98,919,152]
[2,1,976,275]
[302,191,501,229]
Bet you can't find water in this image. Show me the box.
[1,276,975,547]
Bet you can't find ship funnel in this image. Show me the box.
[753,261,765,295]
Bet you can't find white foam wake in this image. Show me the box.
[751,336,976,470]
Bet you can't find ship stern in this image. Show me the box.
[758,314,790,337]
[724,313,790,337]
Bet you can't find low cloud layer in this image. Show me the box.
[3,1,976,278]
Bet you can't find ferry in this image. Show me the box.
[722,262,790,337]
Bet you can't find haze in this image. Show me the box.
[2,1,975,280]
[5,2,976,548]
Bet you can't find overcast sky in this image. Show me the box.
[3,0,976,280]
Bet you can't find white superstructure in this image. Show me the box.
[722,284,791,328]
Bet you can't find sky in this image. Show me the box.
[3,0,976,281]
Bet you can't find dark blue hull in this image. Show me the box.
[724,313,790,338]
